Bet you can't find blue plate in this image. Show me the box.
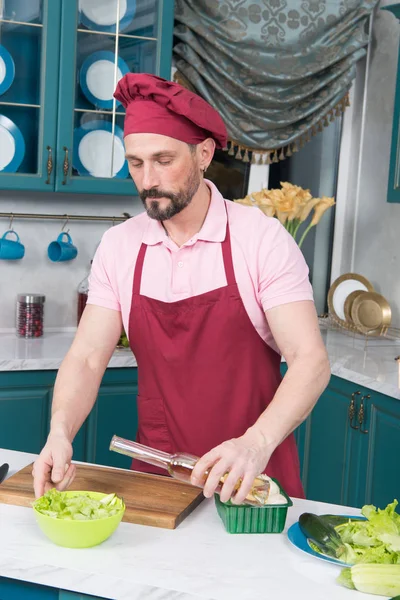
[80,51,129,110]
[0,114,25,172]
[79,0,136,33]
[287,515,366,567]
[0,45,15,96]
[73,120,128,179]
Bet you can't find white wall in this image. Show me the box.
[0,190,144,331]
[332,1,400,326]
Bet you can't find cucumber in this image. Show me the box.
[320,514,354,528]
[299,513,345,558]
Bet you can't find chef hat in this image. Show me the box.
[114,73,228,149]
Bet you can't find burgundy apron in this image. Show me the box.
[128,213,305,498]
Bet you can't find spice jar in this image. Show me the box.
[16,294,45,338]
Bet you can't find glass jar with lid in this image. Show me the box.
[16,293,45,338]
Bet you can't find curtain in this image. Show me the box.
[173,0,380,164]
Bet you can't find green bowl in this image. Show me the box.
[33,491,126,548]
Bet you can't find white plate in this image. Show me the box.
[0,114,25,172]
[73,121,128,179]
[0,125,15,169]
[80,51,129,110]
[327,274,374,322]
[79,0,136,33]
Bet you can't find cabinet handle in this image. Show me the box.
[358,394,370,434]
[349,391,360,429]
[45,146,53,184]
[62,146,69,185]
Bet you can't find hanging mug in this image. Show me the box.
[48,232,78,262]
[0,230,25,260]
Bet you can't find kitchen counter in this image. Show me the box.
[0,448,383,600]
[0,331,137,371]
[0,326,399,399]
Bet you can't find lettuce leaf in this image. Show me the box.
[336,500,400,565]
[33,488,123,520]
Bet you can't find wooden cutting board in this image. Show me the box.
[0,463,204,529]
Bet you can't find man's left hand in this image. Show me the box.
[190,427,275,504]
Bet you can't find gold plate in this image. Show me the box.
[343,290,366,324]
[327,273,374,325]
[351,292,392,336]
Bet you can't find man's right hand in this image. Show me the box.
[32,432,76,498]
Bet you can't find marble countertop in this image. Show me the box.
[0,326,399,399]
[0,331,137,371]
[0,448,383,600]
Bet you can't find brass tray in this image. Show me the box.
[343,289,366,324]
[350,291,392,336]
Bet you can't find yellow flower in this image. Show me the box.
[311,196,336,225]
[249,190,275,217]
[299,197,320,222]
[233,195,255,207]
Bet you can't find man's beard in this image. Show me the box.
[139,166,200,221]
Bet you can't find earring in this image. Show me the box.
[203,166,207,174]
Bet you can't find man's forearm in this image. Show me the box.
[50,351,106,442]
[251,351,330,453]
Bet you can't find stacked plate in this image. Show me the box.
[79,0,137,34]
[80,50,129,110]
[0,45,26,173]
[327,273,392,336]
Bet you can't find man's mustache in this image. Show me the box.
[140,189,175,201]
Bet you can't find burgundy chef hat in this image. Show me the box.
[113,73,228,149]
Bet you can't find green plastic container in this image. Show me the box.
[215,478,293,534]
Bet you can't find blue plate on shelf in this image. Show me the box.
[287,515,366,567]
[79,0,137,33]
[0,45,15,96]
[80,51,130,110]
[73,120,128,179]
[0,114,25,172]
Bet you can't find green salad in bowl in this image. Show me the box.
[33,488,125,548]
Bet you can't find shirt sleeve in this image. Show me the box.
[87,233,121,312]
[258,217,314,312]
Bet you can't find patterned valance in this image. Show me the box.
[173,0,379,164]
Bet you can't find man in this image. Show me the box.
[33,74,330,505]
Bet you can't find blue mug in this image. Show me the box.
[48,232,78,262]
[0,230,25,260]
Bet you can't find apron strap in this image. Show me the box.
[221,215,236,286]
[133,243,147,295]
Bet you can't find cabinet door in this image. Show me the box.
[357,389,400,508]
[0,577,58,599]
[301,376,364,507]
[383,4,400,202]
[0,0,61,191]
[0,371,53,454]
[55,0,174,196]
[85,368,138,469]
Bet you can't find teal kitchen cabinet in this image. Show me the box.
[301,375,365,508]
[357,388,400,509]
[0,0,61,191]
[383,4,400,202]
[85,368,138,469]
[0,367,138,466]
[0,0,174,195]
[0,577,106,599]
[280,364,400,507]
[0,371,53,455]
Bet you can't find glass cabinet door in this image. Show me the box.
[56,0,174,195]
[0,0,61,190]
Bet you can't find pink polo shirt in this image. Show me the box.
[87,180,314,354]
